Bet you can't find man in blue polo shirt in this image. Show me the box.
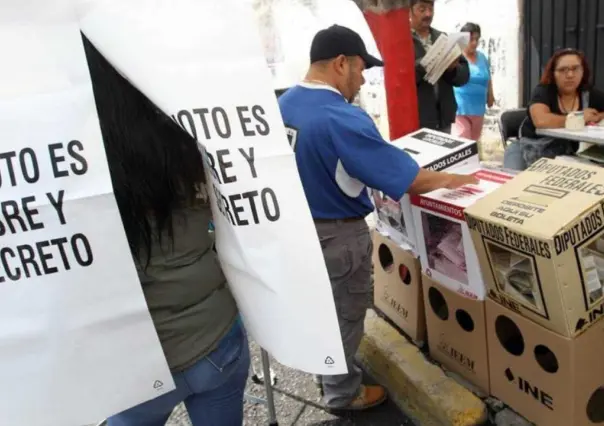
[279,25,477,412]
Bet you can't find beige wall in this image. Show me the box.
[432,0,522,111]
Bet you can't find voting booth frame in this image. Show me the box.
[236,87,296,426]
[248,348,279,426]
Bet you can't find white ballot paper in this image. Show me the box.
[79,0,347,375]
[0,2,175,426]
[421,32,470,85]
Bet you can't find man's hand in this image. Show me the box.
[444,173,480,189]
[372,191,384,208]
[408,169,480,195]
[584,108,601,124]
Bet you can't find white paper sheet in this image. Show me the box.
[421,32,469,85]
[0,2,175,425]
[79,0,347,375]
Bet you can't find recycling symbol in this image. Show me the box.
[324,356,335,365]
[153,380,164,389]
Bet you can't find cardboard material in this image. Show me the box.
[373,231,425,343]
[486,299,604,426]
[423,275,490,394]
[465,158,604,337]
[411,167,514,300]
[373,129,479,250]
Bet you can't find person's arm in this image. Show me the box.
[442,55,470,87]
[588,88,604,121]
[529,104,566,129]
[416,59,427,84]
[487,79,495,108]
[486,55,495,107]
[528,85,566,129]
[408,169,477,195]
[327,108,478,200]
[414,40,428,85]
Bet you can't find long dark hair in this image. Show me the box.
[82,35,206,262]
[540,48,591,90]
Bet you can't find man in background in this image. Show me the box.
[278,25,477,412]
[411,0,470,133]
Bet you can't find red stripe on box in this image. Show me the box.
[473,170,513,184]
[414,196,465,220]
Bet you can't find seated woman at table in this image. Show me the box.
[503,48,604,170]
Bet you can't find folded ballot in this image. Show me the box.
[420,32,470,85]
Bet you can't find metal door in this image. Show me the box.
[523,0,604,104]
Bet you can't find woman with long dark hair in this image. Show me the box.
[82,35,249,426]
[503,48,604,170]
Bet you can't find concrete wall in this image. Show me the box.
[432,0,522,112]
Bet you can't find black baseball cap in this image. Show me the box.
[310,25,384,69]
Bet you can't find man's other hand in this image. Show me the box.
[445,173,480,189]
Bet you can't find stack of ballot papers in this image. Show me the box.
[578,144,604,164]
[420,32,470,85]
[490,248,545,311]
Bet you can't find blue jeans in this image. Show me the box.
[504,137,578,171]
[503,141,527,171]
[108,319,250,426]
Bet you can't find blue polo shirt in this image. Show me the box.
[278,84,420,219]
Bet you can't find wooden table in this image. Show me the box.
[536,126,604,145]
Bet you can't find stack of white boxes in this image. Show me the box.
[372,129,479,344]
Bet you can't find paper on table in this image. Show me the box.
[578,144,604,164]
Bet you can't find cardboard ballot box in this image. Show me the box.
[411,167,514,300]
[423,275,490,393]
[372,231,425,343]
[373,129,479,250]
[465,158,604,337]
[486,299,604,426]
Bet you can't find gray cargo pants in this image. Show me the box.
[314,218,373,408]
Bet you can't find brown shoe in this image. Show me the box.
[329,385,388,412]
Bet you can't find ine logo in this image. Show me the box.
[153,380,164,390]
[575,302,604,332]
[324,356,335,365]
[504,368,554,411]
[489,290,521,314]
